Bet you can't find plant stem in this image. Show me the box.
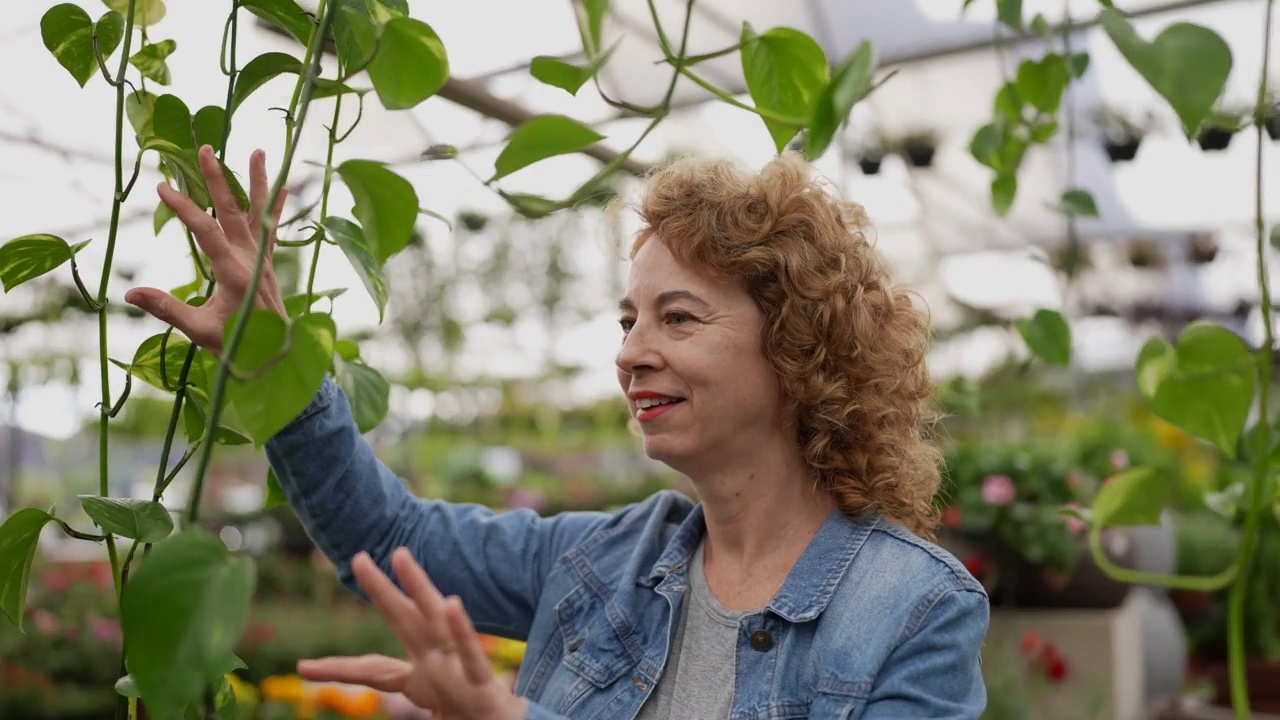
[1226,1,1275,716]
[101,9,138,720]
[305,89,344,307]
[187,0,337,523]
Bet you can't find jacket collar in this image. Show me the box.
[643,500,879,623]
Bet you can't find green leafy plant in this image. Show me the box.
[982,1,1277,715]
[0,0,891,717]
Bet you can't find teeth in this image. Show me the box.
[637,397,679,409]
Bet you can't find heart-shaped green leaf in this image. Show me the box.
[129,39,176,86]
[0,508,55,631]
[1067,52,1090,78]
[991,173,1017,216]
[283,287,348,318]
[1136,323,1255,457]
[1015,308,1071,366]
[1015,54,1070,114]
[103,0,166,27]
[230,52,360,116]
[996,0,1022,30]
[78,496,173,543]
[740,23,828,154]
[122,529,255,719]
[0,234,91,293]
[42,4,120,88]
[335,339,361,362]
[140,137,248,212]
[491,115,605,182]
[1100,10,1231,136]
[332,0,378,72]
[1091,466,1169,527]
[580,0,610,56]
[225,310,336,444]
[193,106,228,154]
[152,94,194,149]
[182,393,252,446]
[337,359,390,433]
[323,218,388,321]
[126,89,158,136]
[110,333,202,395]
[336,161,419,265]
[367,17,449,110]
[499,192,564,219]
[240,0,313,46]
[1059,189,1099,217]
[530,46,614,96]
[265,468,287,509]
[804,41,875,161]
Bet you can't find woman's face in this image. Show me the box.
[616,238,787,475]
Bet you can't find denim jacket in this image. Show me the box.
[265,377,989,719]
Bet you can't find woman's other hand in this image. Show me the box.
[124,145,288,353]
[297,548,529,720]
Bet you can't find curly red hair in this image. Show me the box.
[630,152,943,539]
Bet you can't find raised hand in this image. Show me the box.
[124,145,289,353]
[297,549,528,720]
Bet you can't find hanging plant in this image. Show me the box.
[1263,86,1280,141]
[894,129,940,168]
[1197,104,1249,151]
[1090,104,1157,163]
[843,130,887,175]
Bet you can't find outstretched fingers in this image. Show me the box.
[297,654,412,692]
[157,182,232,266]
[197,145,250,245]
[122,287,219,349]
[444,596,494,687]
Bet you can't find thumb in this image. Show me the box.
[124,288,220,350]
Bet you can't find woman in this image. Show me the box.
[126,146,988,719]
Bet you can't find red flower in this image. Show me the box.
[1020,630,1043,655]
[1045,654,1069,682]
[941,507,963,528]
[961,553,986,579]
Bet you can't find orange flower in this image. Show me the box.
[314,684,381,719]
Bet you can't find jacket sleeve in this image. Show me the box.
[856,585,989,719]
[264,376,615,639]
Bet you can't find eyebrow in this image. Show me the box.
[619,290,711,313]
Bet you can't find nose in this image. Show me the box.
[615,318,663,377]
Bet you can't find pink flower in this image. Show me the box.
[980,474,1016,506]
[1063,503,1087,535]
[1110,449,1129,472]
[89,616,122,646]
[31,609,58,635]
[1066,470,1084,491]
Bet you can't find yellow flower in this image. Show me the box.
[261,674,308,705]
[315,684,382,719]
[226,673,259,707]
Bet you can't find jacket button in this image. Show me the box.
[568,638,584,652]
[749,630,773,652]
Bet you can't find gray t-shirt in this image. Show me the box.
[634,540,745,720]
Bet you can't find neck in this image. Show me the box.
[687,439,835,587]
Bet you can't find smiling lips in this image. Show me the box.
[629,393,685,422]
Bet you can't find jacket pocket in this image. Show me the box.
[554,583,634,689]
[807,676,869,720]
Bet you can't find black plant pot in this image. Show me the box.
[1104,137,1141,162]
[858,155,883,175]
[903,145,936,168]
[1198,127,1235,151]
[1266,113,1280,141]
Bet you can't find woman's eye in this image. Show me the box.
[619,318,635,333]
[667,311,692,325]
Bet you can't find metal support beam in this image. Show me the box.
[255,21,651,177]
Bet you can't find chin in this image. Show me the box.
[641,435,695,473]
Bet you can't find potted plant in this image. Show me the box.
[1264,86,1280,141]
[1196,104,1248,151]
[893,129,940,168]
[845,131,888,175]
[1090,105,1157,162]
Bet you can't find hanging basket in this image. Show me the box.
[1265,112,1280,141]
[1197,127,1235,151]
[903,144,936,168]
[1104,137,1141,162]
[858,154,884,175]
